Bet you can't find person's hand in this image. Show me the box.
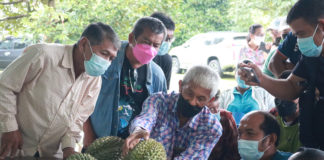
[208,100,219,114]
[122,130,149,157]
[266,42,272,50]
[0,130,23,159]
[63,147,76,160]
[237,62,264,86]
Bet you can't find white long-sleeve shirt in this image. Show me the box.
[0,43,101,158]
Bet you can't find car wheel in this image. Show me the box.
[208,59,222,76]
[172,57,180,74]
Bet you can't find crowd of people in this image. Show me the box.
[0,0,324,159]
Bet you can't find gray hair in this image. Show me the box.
[182,65,220,98]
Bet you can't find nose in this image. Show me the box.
[189,97,198,106]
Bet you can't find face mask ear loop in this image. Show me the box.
[259,135,272,152]
[312,24,319,37]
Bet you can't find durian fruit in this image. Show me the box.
[86,136,124,160]
[67,153,97,160]
[124,138,167,160]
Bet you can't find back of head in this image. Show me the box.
[132,17,166,40]
[150,12,175,31]
[182,65,220,98]
[81,22,121,49]
[287,0,324,25]
[289,147,324,160]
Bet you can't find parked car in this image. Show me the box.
[169,31,247,76]
[0,37,31,69]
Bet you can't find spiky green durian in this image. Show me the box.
[124,138,167,160]
[67,153,97,160]
[86,136,124,160]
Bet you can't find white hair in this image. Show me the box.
[182,65,220,98]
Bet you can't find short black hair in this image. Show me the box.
[81,22,121,49]
[132,17,166,40]
[247,24,263,42]
[289,147,324,160]
[259,111,281,146]
[279,70,292,79]
[287,0,324,26]
[150,12,175,31]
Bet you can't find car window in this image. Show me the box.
[0,40,12,49]
[14,41,27,49]
[233,36,247,46]
[213,37,224,45]
[205,40,212,46]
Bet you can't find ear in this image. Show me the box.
[178,80,182,93]
[319,19,324,32]
[78,37,88,53]
[128,32,134,45]
[268,133,277,146]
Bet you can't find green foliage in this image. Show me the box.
[1,0,296,46]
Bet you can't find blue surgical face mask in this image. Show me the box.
[297,24,324,57]
[236,74,250,89]
[238,136,270,160]
[83,41,111,76]
[157,41,171,56]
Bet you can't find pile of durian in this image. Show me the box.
[67,136,166,160]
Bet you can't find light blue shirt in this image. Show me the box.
[227,87,259,124]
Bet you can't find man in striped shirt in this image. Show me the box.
[123,65,223,160]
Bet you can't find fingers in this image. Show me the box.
[142,132,149,140]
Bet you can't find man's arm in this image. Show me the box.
[239,63,305,101]
[0,45,44,158]
[62,77,101,157]
[268,50,288,78]
[122,93,161,155]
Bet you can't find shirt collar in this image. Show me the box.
[61,44,75,69]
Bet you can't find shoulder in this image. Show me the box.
[194,107,223,135]
[150,61,165,78]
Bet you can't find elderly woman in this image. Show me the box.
[219,59,275,125]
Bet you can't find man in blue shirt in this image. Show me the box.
[268,32,302,78]
[238,111,292,160]
[83,17,167,147]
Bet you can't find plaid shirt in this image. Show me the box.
[130,92,223,160]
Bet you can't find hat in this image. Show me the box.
[267,17,289,31]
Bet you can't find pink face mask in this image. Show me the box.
[132,41,157,65]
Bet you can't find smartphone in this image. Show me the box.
[239,67,260,84]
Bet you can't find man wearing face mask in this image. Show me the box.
[0,22,120,159]
[83,17,167,147]
[151,12,175,90]
[219,59,275,125]
[122,65,222,160]
[238,0,324,149]
[238,111,292,160]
